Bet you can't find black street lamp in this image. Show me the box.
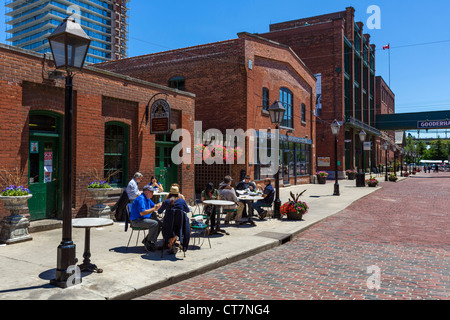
[400,149,403,176]
[48,18,91,288]
[330,120,341,196]
[393,145,398,176]
[268,101,285,219]
[382,142,389,181]
[356,130,367,187]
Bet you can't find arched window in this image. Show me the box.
[280,88,293,128]
[104,122,129,187]
[168,76,185,91]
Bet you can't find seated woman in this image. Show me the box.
[201,182,219,230]
[158,184,190,254]
[149,176,164,192]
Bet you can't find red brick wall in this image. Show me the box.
[0,45,195,220]
[96,34,317,187]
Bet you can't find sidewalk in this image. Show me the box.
[0,175,402,300]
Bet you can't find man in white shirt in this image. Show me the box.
[126,172,143,201]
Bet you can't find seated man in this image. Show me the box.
[126,172,143,202]
[218,175,245,224]
[235,175,257,217]
[252,178,275,219]
[130,185,161,252]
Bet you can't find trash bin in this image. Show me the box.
[356,173,366,187]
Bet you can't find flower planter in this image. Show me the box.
[347,172,356,180]
[286,209,305,221]
[367,183,378,188]
[87,188,112,219]
[317,176,327,184]
[0,195,33,244]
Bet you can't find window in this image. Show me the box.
[301,103,306,123]
[262,87,270,111]
[104,122,128,187]
[280,88,293,128]
[168,76,185,91]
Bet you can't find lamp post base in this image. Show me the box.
[50,241,79,288]
[333,183,340,196]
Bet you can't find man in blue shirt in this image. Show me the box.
[130,185,161,251]
[252,178,275,219]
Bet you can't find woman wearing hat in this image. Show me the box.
[158,184,190,254]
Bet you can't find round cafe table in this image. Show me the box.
[72,218,114,273]
[237,195,264,226]
[202,200,235,235]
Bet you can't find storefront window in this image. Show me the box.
[104,122,128,186]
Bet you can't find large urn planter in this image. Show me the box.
[87,188,112,219]
[0,195,33,244]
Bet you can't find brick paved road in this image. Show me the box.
[137,172,450,300]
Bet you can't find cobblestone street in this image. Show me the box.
[137,172,450,300]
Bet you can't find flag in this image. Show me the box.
[383,44,390,50]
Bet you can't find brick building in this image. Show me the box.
[96,32,317,193]
[375,76,396,164]
[259,7,386,177]
[0,43,195,222]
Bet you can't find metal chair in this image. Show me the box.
[125,204,147,251]
[190,214,211,249]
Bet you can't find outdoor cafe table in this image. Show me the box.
[152,192,169,203]
[72,218,114,273]
[202,200,235,235]
[237,195,264,226]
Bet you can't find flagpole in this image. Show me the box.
[388,42,391,87]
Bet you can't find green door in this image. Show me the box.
[155,140,178,191]
[28,136,59,220]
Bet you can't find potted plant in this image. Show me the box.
[280,190,308,221]
[86,168,119,219]
[366,176,379,187]
[316,171,328,184]
[388,174,398,182]
[0,168,33,244]
[346,169,357,180]
[402,172,409,177]
[87,179,113,218]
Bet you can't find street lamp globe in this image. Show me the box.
[382,142,389,151]
[330,120,341,136]
[48,18,91,71]
[268,101,286,126]
[359,130,367,142]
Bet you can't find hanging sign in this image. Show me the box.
[150,99,171,134]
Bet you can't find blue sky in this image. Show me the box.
[2,0,450,116]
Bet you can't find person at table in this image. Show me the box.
[235,175,257,218]
[218,175,245,224]
[149,176,164,192]
[126,172,143,202]
[252,178,275,219]
[201,182,220,230]
[130,185,161,252]
[158,185,190,254]
[235,175,257,192]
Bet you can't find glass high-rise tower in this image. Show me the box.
[5,0,129,64]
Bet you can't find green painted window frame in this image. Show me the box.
[104,121,129,187]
